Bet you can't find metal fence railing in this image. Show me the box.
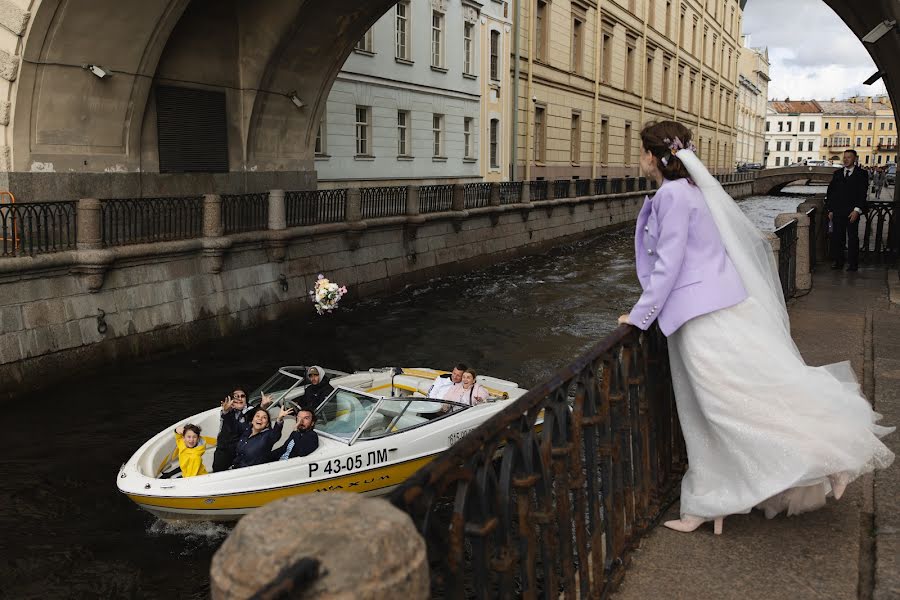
[499,181,522,205]
[285,189,347,227]
[805,206,817,273]
[528,180,548,202]
[775,219,797,298]
[391,324,683,599]
[553,179,569,199]
[222,193,269,234]
[594,178,608,195]
[361,186,408,219]
[862,201,898,264]
[610,178,624,194]
[575,178,591,197]
[0,201,77,256]
[464,183,492,209]
[100,197,203,247]
[419,185,454,214]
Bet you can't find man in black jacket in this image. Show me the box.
[825,149,869,271]
[271,409,320,461]
[212,389,272,472]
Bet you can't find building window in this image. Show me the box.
[879,136,884,145]
[847,122,851,129]
[570,113,581,163]
[688,75,695,112]
[665,1,672,36]
[536,0,548,61]
[624,122,633,164]
[785,141,791,151]
[572,17,584,73]
[891,123,894,130]
[786,122,792,132]
[534,105,546,162]
[396,2,410,60]
[464,117,474,159]
[645,52,654,100]
[865,154,870,164]
[881,122,886,130]
[776,141,782,151]
[868,122,873,130]
[600,118,609,163]
[775,156,781,166]
[432,11,445,68]
[490,30,501,80]
[626,38,636,92]
[315,117,326,155]
[800,121,805,132]
[808,141,813,152]
[765,121,770,132]
[464,23,474,75]
[691,19,697,55]
[356,106,371,156]
[601,29,613,83]
[810,121,816,132]
[397,110,410,156]
[825,122,830,130]
[867,137,872,146]
[856,137,861,146]
[432,114,444,157]
[662,60,670,105]
[778,121,783,132]
[356,28,374,53]
[858,122,863,130]
[679,10,686,47]
[677,69,684,109]
[490,119,500,169]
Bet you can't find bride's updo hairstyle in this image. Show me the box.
[640,120,693,181]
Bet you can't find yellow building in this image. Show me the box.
[512,0,742,180]
[819,96,898,167]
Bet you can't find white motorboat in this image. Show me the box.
[116,366,530,521]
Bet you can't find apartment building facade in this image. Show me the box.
[764,101,823,167]
[515,0,743,180]
[819,96,898,166]
[735,37,769,166]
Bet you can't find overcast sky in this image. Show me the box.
[743,0,887,101]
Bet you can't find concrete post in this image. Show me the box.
[766,231,781,271]
[203,194,223,237]
[451,184,465,212]
[267,189,286,230]
[489,182,501,207]
[407,185,421,216]
[76,198,102,250]
[346,188,363,222]
[798,196,827,262]
[210,494,429,600]
[520,181,530,204]
[547,180,556,201]
[777,213,811,292]
[567,179,577,199]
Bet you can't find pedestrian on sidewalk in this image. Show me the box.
[619,121,894,536]
[825,150,868,272]
[873,166,886,200]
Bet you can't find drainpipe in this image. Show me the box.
[673,0,682,121]
[525,0,535,181]
[591,1,603,179]
[511,0,521,182]
[696,5,707,163]
[639,0,650,178]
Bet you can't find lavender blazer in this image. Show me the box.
[628,178,747,336]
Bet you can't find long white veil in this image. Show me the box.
[675,149,795,347]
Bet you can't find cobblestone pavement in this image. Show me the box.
[611,266,899,600]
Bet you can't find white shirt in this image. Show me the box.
[428,375,456,399]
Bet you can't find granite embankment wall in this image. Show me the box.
[0,180,754,400]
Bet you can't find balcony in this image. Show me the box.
[876,143,897,152]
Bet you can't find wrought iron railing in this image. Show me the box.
[465,183,492,209]
[625,178,637,193]
[222,193,269,234]
[805,206,817,273]
[775,219,797,298]
[286,189,347,227]
[361,186,408,218]
[638,177,648,191]
[419,185,454,214]
[610,178,624,194]
[100,197,203,247]
[0,201,77,256]
[575,179,591,197]
[862,201,898,263]
[553,179,569,199]
[594,178,608,195]
[499,182,522,205]
[392,324,683,599]
[529,180,548,202]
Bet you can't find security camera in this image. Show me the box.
[532,96,537,103]
[84,64,109,79]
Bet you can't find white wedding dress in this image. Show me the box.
[666,150,894,519]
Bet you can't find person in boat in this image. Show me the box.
[441,368,491,406]
[270,408,320,461]
[231,406,293,470]
[212,388,273,472]
[173,424,208,478]
[428,363,467,399]
[300,366,334,411]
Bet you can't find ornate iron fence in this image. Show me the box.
[625,178,637,193]
[805,206,817,273]
[862,201,897,263]
[286,189,347,227]
[100,197,203,247]
[553,179,569,199]
[392,324,684,599]
[419,185,454,214]
[465,183,492,209]
[361,186,408,218]
[775,219,797,298]
[638,177,648,191]
[0,201,77,256]
[499,182,522,205]
[610,178,624,194]
[529,180,548,202]
[222,193,269,234]
[594,178,608,195]
[575,179,591,197]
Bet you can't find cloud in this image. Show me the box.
[742,0,882,99]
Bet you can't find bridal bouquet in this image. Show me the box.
[309,274,348,315]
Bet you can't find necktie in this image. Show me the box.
[845,169,850,178]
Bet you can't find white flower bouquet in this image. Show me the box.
[309,274,348,315]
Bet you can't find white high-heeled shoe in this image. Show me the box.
[829,472,850,501]
[663,515,724,535]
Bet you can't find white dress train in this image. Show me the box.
[668,295,894,519]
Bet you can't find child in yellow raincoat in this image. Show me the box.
[174,424,208,477]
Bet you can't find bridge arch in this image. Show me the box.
[751,166,835,195]
[0,0,897,199]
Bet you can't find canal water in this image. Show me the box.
[0,189,812,599]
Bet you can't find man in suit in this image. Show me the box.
[825,149,869,271]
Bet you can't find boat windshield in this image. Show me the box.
[248,367,307,406]
[315,388,381,441]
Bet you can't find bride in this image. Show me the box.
[618,120,894,535]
